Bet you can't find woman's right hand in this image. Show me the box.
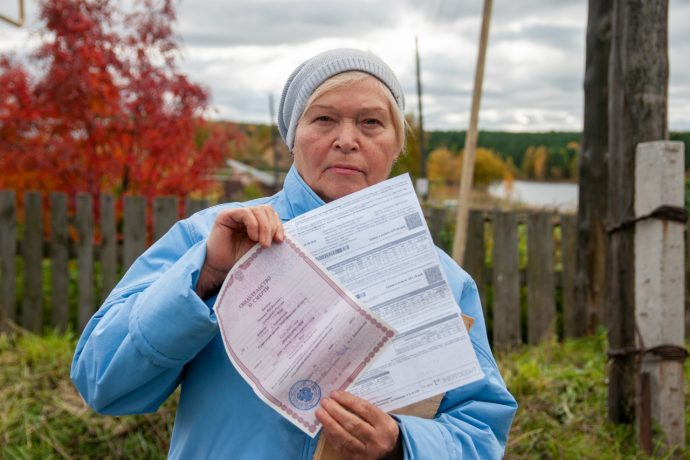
[195,205,285,299]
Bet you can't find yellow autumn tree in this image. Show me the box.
[390,114,421,179]
[428,147,461,185]
[427,146,508,188]
[522,145,549,180]
[468,147,510,188]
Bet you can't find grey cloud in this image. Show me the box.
[176,0,402,47]
[209,85,274,122]
[400,0,583,24]
[492,24,583,52]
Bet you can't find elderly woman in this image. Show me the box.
[72,49,516,459]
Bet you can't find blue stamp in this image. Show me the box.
[289,380,321,410]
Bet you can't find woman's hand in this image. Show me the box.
[195,205,284,299]
[316,391,403,460]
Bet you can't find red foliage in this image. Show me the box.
[0,0,242,202]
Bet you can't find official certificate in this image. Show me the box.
[214,237,394,436]
[285,174,484,411]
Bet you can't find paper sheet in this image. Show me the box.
[285,174,484,411]
[214,237,394,436]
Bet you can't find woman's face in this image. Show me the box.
[292,76,399,202]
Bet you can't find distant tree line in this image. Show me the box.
[425,130,690,182]
[232,123,689,185]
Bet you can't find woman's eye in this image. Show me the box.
[363,118,383,126]
[314,115,333,123]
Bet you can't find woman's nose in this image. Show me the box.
[333,121,359,153]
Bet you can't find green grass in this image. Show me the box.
[0,330,176,459]
[501,331,690,459]
[0,329,687,459]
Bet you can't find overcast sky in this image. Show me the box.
[1,0,689,131]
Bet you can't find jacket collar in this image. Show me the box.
[282,164,325,219]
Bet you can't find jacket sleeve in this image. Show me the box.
[70,218,219,415]
[394,251,517,459]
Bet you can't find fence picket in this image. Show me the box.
[50,193,69,331]
[154,196,179,242]
[185,198,208,218]
[527,212,556,344]
[465,210,487,315]
[687,227,690,339]
[427,207,447,251]
[0,191,17,327]
[100,194,117,297]
[561,214,584,338]
[123,196,146,271]
[492,211,521,350]
[76,194,94,331]
[22,192,43,333]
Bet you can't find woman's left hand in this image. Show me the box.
[315,391,403,460]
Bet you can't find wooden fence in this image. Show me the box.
[426,207,579,350]
[0,189,631,350]
[0,191,208,335]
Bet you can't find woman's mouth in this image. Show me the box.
[328,164,364,175]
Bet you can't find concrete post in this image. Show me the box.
[634,141,685,453]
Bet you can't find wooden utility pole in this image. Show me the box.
[607,0,669,425]
[575,0,612,337]
[268,94,279,189]
[0,0,25,27]
[451,0,493,264]
[415,36,428,200]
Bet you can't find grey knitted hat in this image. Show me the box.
[277,48,405,150]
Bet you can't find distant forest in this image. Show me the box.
[232,122,690,183]
[427,130,690,179]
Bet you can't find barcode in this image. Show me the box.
[424,266,443,284]
[404,212,423,230]
[315,245,350,261]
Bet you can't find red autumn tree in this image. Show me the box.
[0,0,241,200]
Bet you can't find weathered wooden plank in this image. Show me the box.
[76,194,94,332]
[578,0,612,335]
[607,0,669,425]
[426,207,446,250]
[0,191,17,327]
[527,212,556,344]
[154,196,179,242]
[100,194,117,297]
[464,210,486,315]
[686,225,690,341]
[22,192,44,333]
[123,196,147,271]
[50,192,69,331]
[185,197,208,218]
[492,211,521,350]
[560,214,584,338]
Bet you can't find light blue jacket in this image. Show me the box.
[71,166,517,459]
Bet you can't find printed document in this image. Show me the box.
[285,174,484,411]
[214,237,394,436]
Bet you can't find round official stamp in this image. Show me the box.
[289,380,321,411]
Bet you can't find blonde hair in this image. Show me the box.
[299,71,407,153]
